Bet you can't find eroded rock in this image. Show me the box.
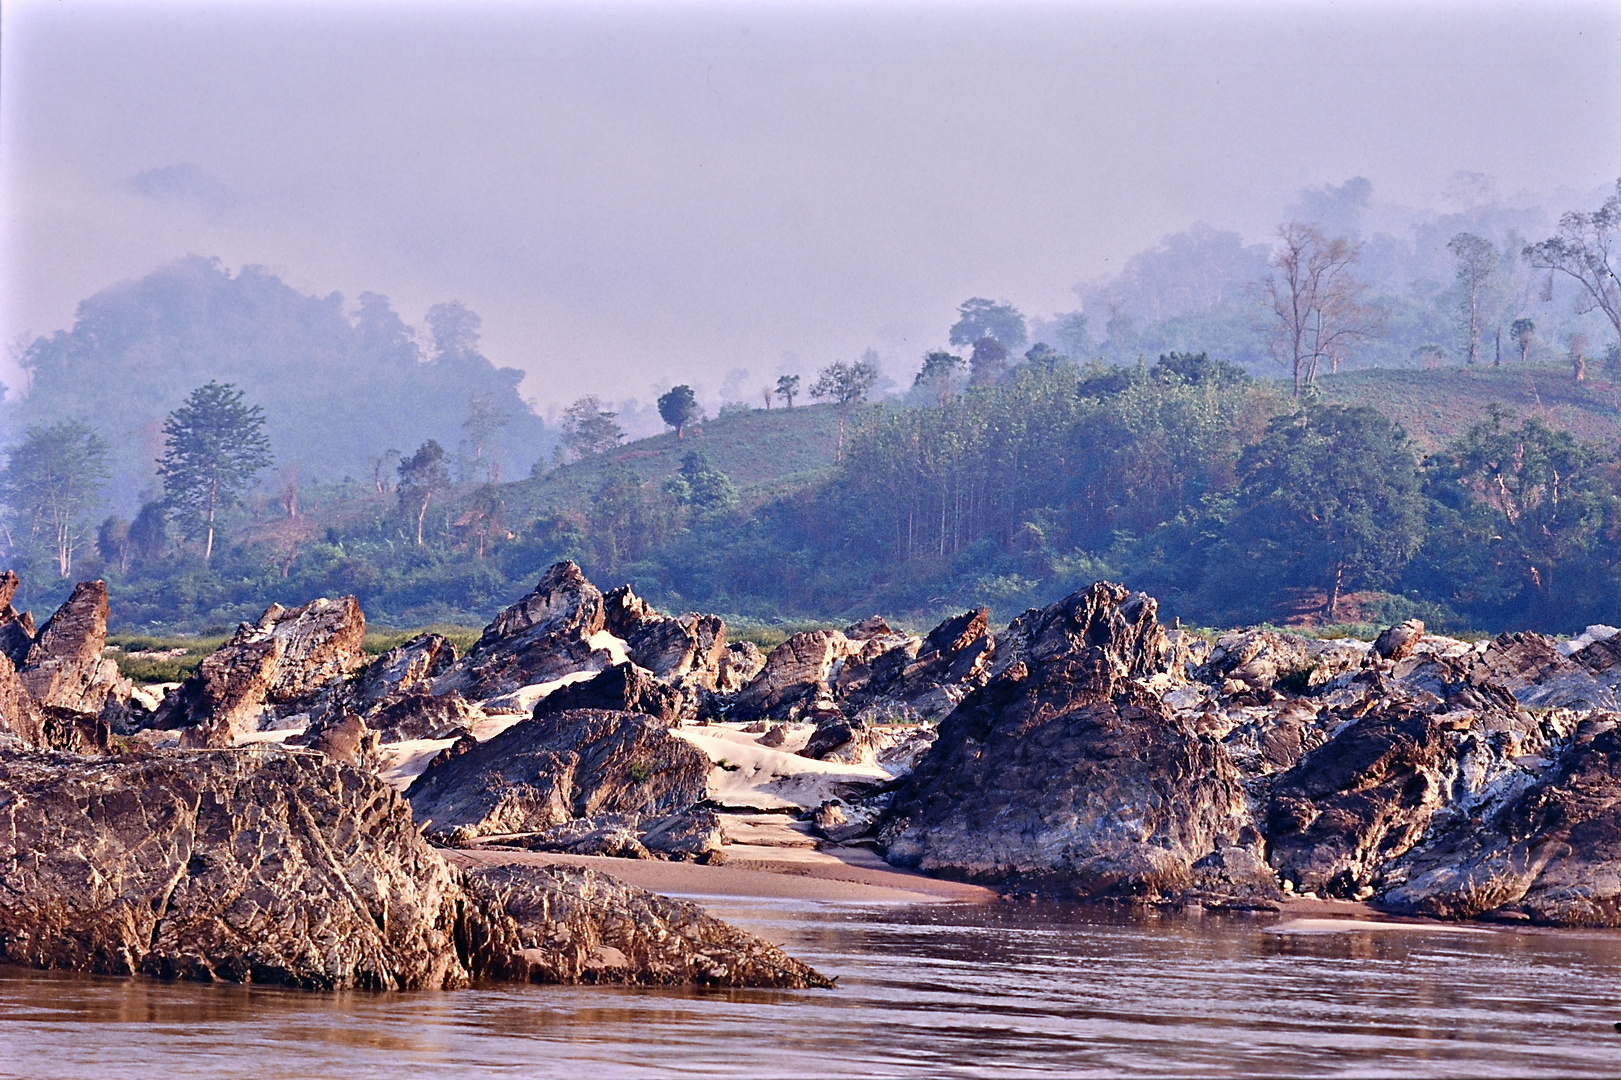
[438,562,613,700]
[0,747,828,989]
[406,708,710,842]
[532,662,683,725]
[152,596,367,746]
[879,583,1273,904]
[15,581,131,718]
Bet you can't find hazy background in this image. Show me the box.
[4,0,1620,418]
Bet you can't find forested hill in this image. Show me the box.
[1,257,555,510]
[9,347,1614,641]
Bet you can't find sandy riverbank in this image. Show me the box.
[442,837,997,904]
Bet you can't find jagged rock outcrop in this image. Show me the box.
[878,583,1273,903]
[1382,717,1621,926]
[508,806,726,862]
[1372,620,1425,662]
[1199,628,1365,699]
[0,652,46,748]
[406,708,711,843]
[454,861,828,987]
[1474,632,1620,712]
[350,632,459,707]
[1266,700,1465,898]
[0,571,35,667]
[603,585,729,689]
[152,596,367,746]
[532,662,683,725]
[729,630,860,722]
[0,747,827,989]
[14,581,131,718]
[436,562,615,700]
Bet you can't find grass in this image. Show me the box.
[363,624,483,655]
[1316,361,1621,453]
[105,633,228,683]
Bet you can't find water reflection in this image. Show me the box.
[2,899,1619,1078]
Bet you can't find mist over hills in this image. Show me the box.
[2,256,555,513]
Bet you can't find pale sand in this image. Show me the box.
[443,840,997,904]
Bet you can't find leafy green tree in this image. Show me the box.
[97,516,130,573]
[128,501,170,563]
[156,382,273,561]
[589,470,672,574]
[948,298,1027,352]
[774,374,800,410]
[397,439,450,546]
[1023,342,1064,369]
[561,396,625,459]
[1421,409,1617,625]
[1,419,110,577]
[665,450,737,512]
[1510,318,1535,363]
[913,350,964,404]
[811,358,881,462]
[968,338,1008,386]
[1052,312,1091,358]
[657,385,701,438]
[1226,403,1426,619]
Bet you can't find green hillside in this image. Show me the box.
[1317,361,1620,452]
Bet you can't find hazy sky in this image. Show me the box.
[3,0,1619,412]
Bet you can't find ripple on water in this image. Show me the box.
[2,900,1619,1078]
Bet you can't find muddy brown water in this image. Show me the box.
[2,898,1619,1078]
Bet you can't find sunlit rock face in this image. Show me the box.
[0,747,830,991]
[151,595,368,746]
[879,583,1276,905]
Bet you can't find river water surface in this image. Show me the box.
[2,897,1619,1078]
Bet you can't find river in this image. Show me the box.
[2,897,1619,1078]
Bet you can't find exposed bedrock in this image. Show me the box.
[1381,717,1621,926]
[405,708,711,843]
[0,747,828,990]
[433,562,615,700]
[152,596,367,746]
[878,583,1275,904]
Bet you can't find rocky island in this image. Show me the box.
[2,561,1620,994]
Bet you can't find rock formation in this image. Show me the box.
[152,596,367,746]
[1382,716,1621,926]
[12,581,132,719]
[532,662,683,725]
[406,708,711,843]
[0,652,46,748]
[878,583,1274,904]
[0,571,36,667]
[0,747,828,989]
[435,562,615,700]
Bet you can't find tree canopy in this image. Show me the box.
[2,419,110,578]
[657,385,701,438]
[157,381,273,561]
[949,298,1028,351]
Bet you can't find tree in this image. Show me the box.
[97,516,130,573]
[665,450,737,512]
[1024,342,1064,369]
[128,501,170,563]
[1260,223,1383,396]
[775,374,800,410]
[426,301,482,360]
[913,350,965,405]
[1510,318,1535,364]
[1,420,110,577]
[1447,232,1499,365]
[657,385,701,438]
[1427,408,1616,623]
[811,358,881,462]
[1569,332,1589,382]
[968,337,1009,386]
[561,396,625,460]
[462,483,505,559]
[1524,178,1621,343]
[1229,404,1426,620]
[949,298,1027,352]
[397,439,450,546]
[462,393,508,481]
[1052,311,1091,358]
[156,382,273,561]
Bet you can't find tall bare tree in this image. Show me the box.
[1447,233,1499,365]
[1260,224,1382,397]
[1524,178,1621,344]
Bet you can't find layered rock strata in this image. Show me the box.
[0,747,828,989]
